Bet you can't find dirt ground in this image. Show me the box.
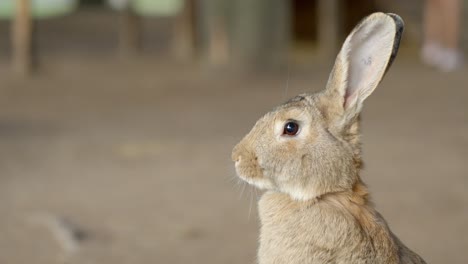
[0,10,467,264]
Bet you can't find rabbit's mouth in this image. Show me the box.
[235,157,274,190]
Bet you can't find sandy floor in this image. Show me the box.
[0,10,467,264]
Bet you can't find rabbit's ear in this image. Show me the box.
[324,13,403,125]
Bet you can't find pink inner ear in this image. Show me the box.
[344,89,351,108]
[340,16,396,113]
[344,87,357,109]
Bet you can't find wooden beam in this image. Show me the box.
[12,0,33,75]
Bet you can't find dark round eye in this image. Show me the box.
[283,121,300,136]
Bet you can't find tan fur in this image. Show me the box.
[232,13,426,264]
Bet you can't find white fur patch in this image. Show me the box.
[281,185,318,201]
[235,162,274,190]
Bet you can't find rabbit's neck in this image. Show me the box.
[257,181,400,264]
[260,180,371,213]
[325,178,370,206]
[259,180,377,237]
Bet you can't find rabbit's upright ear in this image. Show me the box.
[324,13,403,125]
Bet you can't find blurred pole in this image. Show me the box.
[197,0,230,66]
[173,0,195,60]
[232,0,291,68]
[12,0,33,76]
[119,4,141,57]
[267,0,291,67]
[318,0,342,60]
[206,15,229,65]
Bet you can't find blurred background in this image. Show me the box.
[0,0,467,263]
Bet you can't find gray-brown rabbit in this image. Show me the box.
[232,12,426,264]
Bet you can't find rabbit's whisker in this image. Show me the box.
[248,186,254,220]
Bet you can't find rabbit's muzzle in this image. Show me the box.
[232,143,266,183]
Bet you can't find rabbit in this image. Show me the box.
[232,12,426,264]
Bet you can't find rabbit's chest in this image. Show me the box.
[257,192,382,264]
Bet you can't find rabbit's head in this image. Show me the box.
[232,13,404,201]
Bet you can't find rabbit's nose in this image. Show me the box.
[234,157,242,167]
[232,144,242,162]
[232,152,241,163]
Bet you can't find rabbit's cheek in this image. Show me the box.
[280,140,298,153]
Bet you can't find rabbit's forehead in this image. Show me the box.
[273,99,307,115]
[284,94,308,104]
[271,96,322,122]
[251,94,322,132]
[273,107,308,121]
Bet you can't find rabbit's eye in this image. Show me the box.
[283,121,300,136]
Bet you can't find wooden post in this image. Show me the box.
[318,0,342,60]
[119,7,141,57]
[266,0,291,67]
[173,0,196,60]
[196,0,230,66]
[12,0,33,76]
[232,0,290,68]
[205,16,229,65]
